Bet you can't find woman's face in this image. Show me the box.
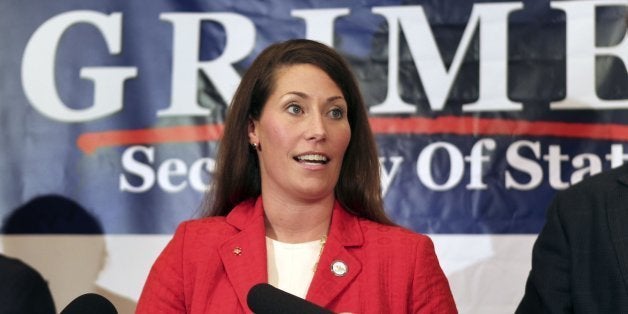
[249,63,351,202]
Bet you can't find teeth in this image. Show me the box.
[296,154,328,162]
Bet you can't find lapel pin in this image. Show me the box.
[233,247,242,256]
[331,260,348,277]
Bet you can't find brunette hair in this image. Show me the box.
[203,39,393,225]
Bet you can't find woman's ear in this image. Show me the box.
[248,118,259,145]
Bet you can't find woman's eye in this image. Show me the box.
[329,108,344,119]
[287,104,302,115]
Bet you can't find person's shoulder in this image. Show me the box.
[549,164,628,217]
[563,163,628,195]
[357,220,438,265]
[168,217,239,253]
[0,254,32,273]
[0,254,46,284]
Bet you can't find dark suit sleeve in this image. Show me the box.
[516,195,572,314]
[13,270,56,314]
[0,255,56,314]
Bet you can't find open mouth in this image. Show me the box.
[294,153,329,165]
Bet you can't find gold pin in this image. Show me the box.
[233,247,242,256]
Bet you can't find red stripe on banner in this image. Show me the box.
[368,116,628,139]
[76,116,628,154]
[77,124,224,154]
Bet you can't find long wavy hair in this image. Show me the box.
[202,39,393,225]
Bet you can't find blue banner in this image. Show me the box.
[1,0,627,234]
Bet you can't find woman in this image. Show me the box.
[137,39,457,313]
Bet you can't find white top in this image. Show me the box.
[266,237,321,299]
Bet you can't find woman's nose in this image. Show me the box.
[305,114,327,141]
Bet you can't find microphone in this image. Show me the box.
[247,283,334,314]
[60,293,117,314]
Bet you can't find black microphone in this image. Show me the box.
[247,283,334,314]
[60,293,117,314]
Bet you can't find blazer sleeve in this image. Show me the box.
[516,196,572,314]
[411,235,458,314]
[136,222,188,314]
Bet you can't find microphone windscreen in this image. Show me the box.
[247,283,334,314]
[60,293,117,314]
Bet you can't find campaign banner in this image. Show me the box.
[1,0,627,236]
[1,1,626,313]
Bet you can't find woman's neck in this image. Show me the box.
[262,193,333,244]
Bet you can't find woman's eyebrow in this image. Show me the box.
[326,95,345,103]
[282,91,307,99]
[281,92,344,104]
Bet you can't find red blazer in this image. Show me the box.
[137,197,457,313]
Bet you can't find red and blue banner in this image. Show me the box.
[1,0,626,312]
[3,0,626,234]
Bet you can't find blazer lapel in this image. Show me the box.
[607,166,628,291]
[306,202,364,308]
[219,198,268,312]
